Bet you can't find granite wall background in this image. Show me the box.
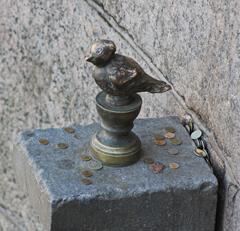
[0,0,239,230]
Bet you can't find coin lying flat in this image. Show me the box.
[168,148,179,155]
[39,138,49,145]
[150,162,165,173]
[57,143,69,149]
[73,134,81,139]
[165,127,176,133]
[143,157,154,164]
[169,162,180,169]
[154,138,166,146]
[164,132,175,139]
[81,178,93,185]
[191,130,202,140]
[194,148,207,157]
[64,127,75,134]
[81,170,93,177]
[169,138,182,145]
[81,155,92,161]
[154,134,165,140]
[88,160,103,170]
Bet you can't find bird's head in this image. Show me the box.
[86,40,116,66]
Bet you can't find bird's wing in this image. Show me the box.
[109,66,138,87]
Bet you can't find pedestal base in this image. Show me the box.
[13,117,218,231]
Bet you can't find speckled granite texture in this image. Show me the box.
[0,0,239,230]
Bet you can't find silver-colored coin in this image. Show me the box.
[88,160,103,170]
[168,148,179,155]
[191,130,202,140]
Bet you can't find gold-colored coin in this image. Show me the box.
[154,139,166,146]
[165,127,176,133]
[81,155,92,161]
[169,138,182,145]
[81,170,93,177]
[169,162,180,169]
[81,178,93,185]
[64,127,75,134]
[39,138,49,145]
[154,134,165,140]
[143,157,154,164]
[164,132,176,139]
[57,143,69,149]
[194,148,206,157]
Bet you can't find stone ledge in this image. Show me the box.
[13,117,218,231]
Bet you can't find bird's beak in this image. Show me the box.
[85,56,93,62]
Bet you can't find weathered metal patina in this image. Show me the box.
[86,39,171,166]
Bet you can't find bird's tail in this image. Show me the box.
[145,74,171,93]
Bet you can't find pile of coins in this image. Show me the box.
[79,154,103,185]
[182,114,211,166]
[154,127,182,147]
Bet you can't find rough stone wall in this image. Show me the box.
[0,0,239,230]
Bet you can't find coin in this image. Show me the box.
[154,139,166,146]
[81,155,92,161]
[169,162,180,169]
[64,127,75,134]
[164,132,175,139]
[57,143,69,149]
[150,162,165,173]
[169,138,182,145]
[81,170,93,177]
[165,127,176,133]
[143,157,154,164]
[194,148,207,157]
[73,134,81,139]
[81,178,93,185]
[88,160,103,170]
[154,134,165,140]
[39,138,49,145]
[168,148,179,155]
[191,130,202,140]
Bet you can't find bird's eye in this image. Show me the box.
[96,47,103,55]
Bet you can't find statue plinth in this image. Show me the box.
[91,91,142,166]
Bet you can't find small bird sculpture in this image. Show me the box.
[86,39,171,98]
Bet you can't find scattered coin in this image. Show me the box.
[191,130,202,140]
[150,162,165,173]
[143,157,154,164]
[164,132,176,139]
[169,138,182,145]
[81,155,92,161]
[64,127,75,134]
[194,148,207,157]
[57,143,69,149]
[39,138,49,145]
[73,134,81,139]
[81,170,93,177]
[169,162,180,169]
[165,127,176,133]
[168,148,179,155]
[154,138,166,146]
[88,160,103,170]
[154,134,165,140]
[81,178,93,185]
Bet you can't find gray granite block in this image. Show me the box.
[13,117,218,231]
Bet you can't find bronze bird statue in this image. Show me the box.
[86,39,171,104]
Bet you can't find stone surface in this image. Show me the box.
[14,117,217,231]
[1,0,239,230]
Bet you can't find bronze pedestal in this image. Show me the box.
[91,92,142,166]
